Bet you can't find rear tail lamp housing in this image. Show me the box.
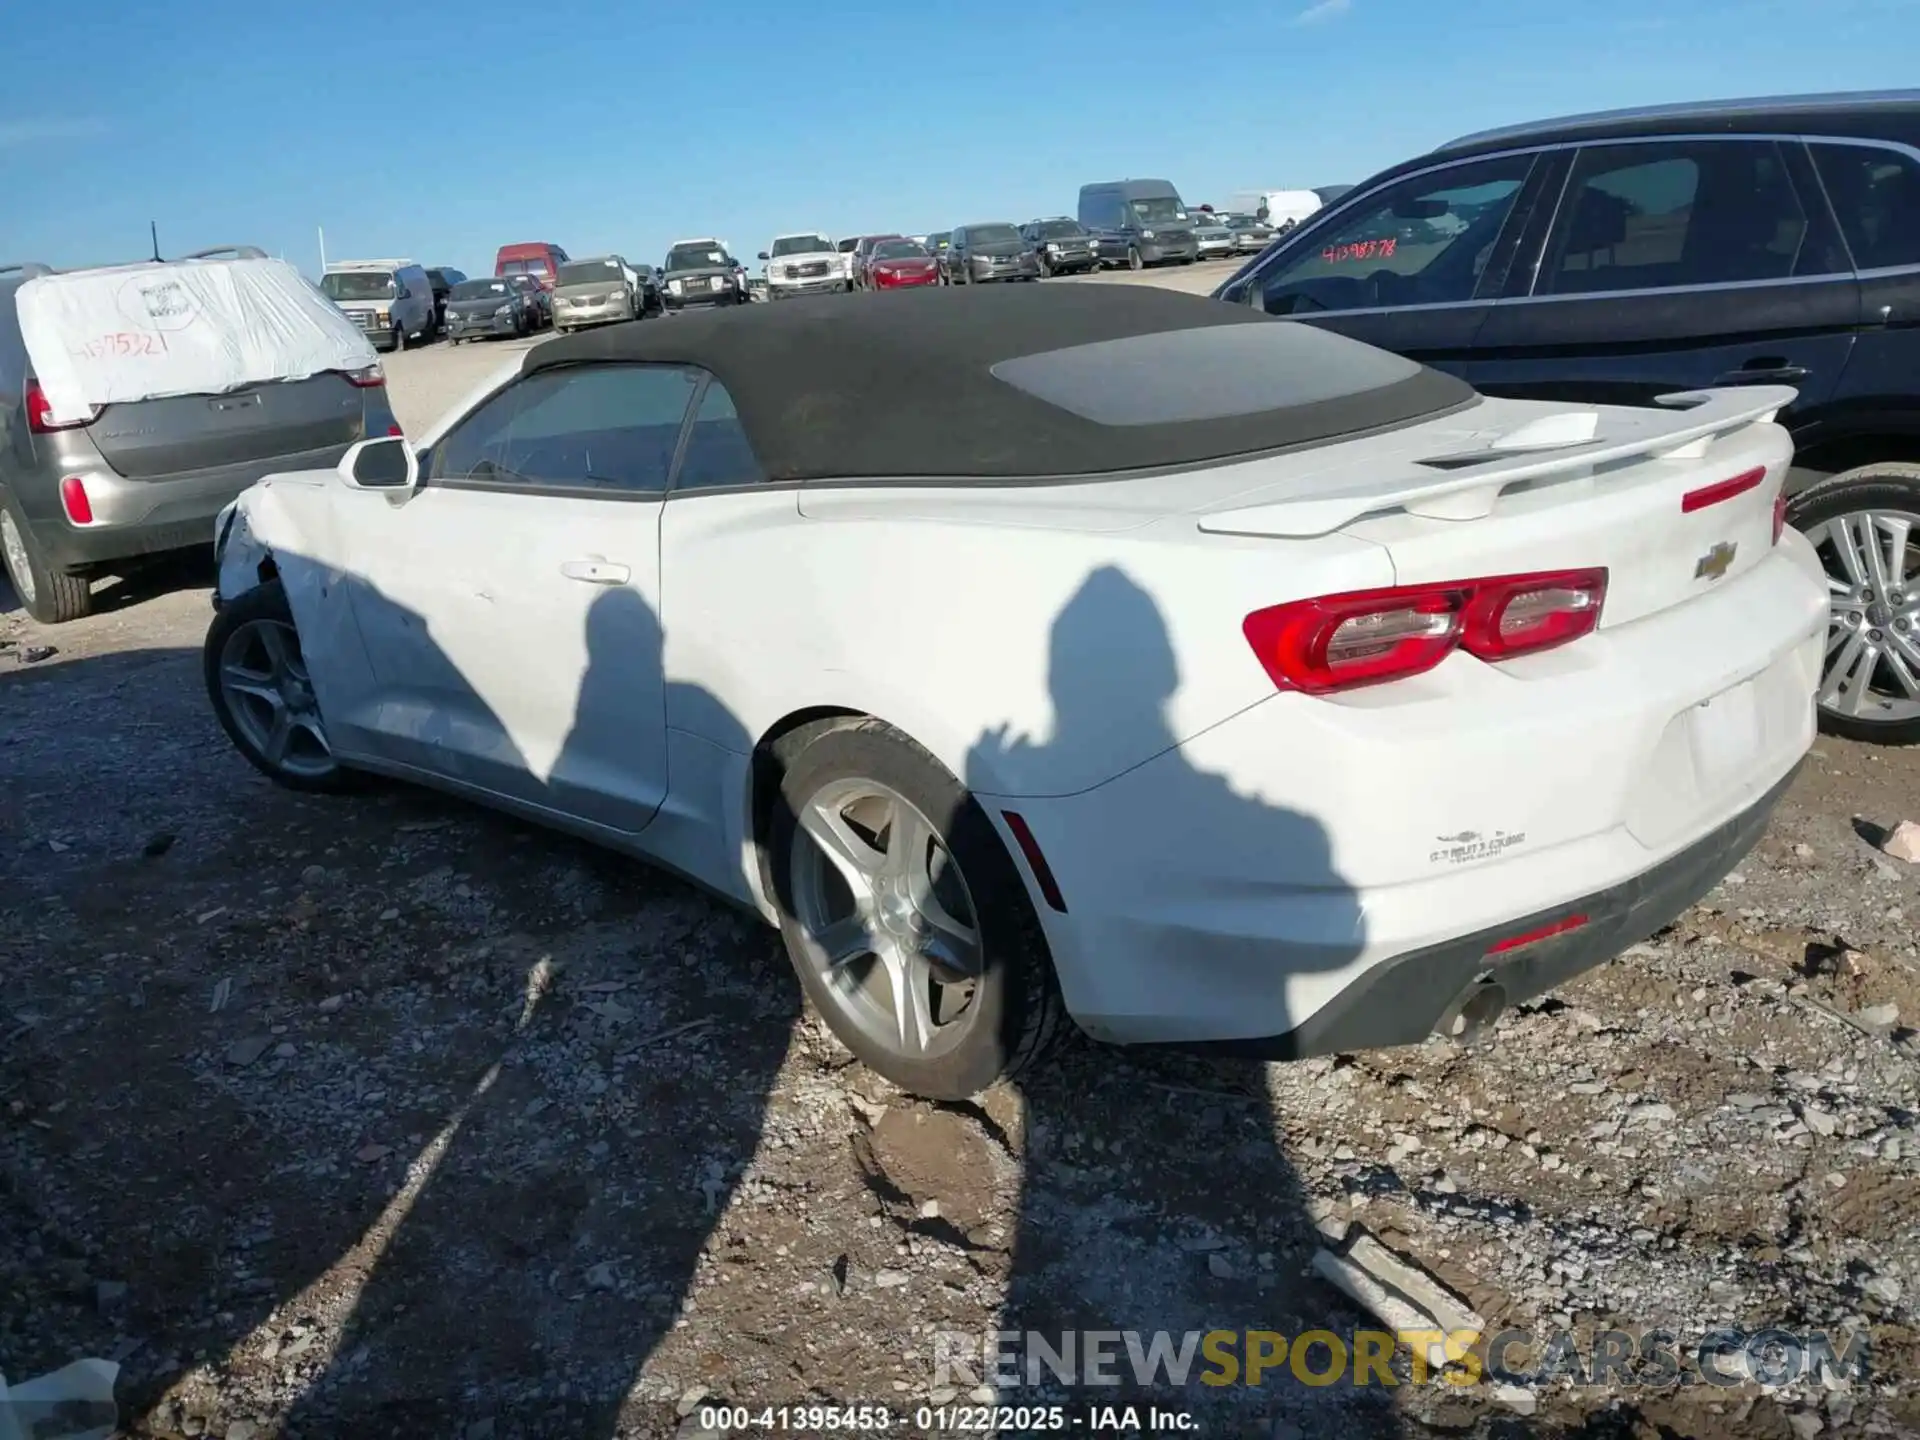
[25,379,100,433]
[1244,568,1608,695]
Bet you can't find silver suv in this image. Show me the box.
[1,247,397,624]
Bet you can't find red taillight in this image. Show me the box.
[59,476,93,525]
[386,424,403,437]
[1681,466,1767,514]
[1244,568,1608,695]
[1002,811,1067,913]
[341,365,385,389]
[25,380,98,433]
[1772,490,1788,546]
[1487,913,1588,955]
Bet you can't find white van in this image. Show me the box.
[319,259,437,353]
[1228,190,1325,233]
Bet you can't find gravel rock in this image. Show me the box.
[1881,819,1920,863]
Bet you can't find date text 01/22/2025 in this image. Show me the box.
[698,1404,1198,1432]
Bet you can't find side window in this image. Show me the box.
[676,378,766,490]
[1255,153,1537,315]
[1811,142,1920,271]
[430,365,699,496]
[1542,140,1821,296]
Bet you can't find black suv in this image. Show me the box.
[1215,90,1920,744]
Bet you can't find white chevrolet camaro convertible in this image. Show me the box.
[206,285,1827,1099]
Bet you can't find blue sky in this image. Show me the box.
[3,0,1915,278]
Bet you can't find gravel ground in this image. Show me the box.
[3,283,1919,1440]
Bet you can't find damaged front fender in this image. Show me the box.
[213,495,274,608]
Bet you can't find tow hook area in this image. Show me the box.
[1436,973,1507,1047]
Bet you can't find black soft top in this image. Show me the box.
[523,284,1475,482]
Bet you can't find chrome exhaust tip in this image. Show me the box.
[1438,978,1507,1047]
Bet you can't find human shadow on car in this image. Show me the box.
[961,566,1402,1436]
[247,580,795,1438]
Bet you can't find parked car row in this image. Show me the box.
[756,178,1299,299]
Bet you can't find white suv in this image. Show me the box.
[760,233,851,299]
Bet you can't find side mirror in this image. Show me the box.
[757,251,770,261]
[340,436,417,491]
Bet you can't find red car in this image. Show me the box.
[864,236,941,291]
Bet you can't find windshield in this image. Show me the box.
[872,240,928,261]
[450,279,511,301]
[1129,197,1188,224]
[836,238,859,253]
[321,271,396,301]
[557,260,622,286]
[1033,221,1084,239]
[500,258,552,277]
[772,235,832,257]
[666,244,728,271]
[1223,213,1261,227]
[965,224,1022,247]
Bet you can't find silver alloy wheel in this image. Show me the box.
[788,778,984,1061]
[1,511,35,607]
[1804,506,1920,724]
[216,617,336,779]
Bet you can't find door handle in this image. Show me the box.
[1714,359,1809,385]
[561,558,630,585]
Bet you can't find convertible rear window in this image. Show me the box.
[988,322,1423,428]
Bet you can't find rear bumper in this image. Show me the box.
[24,439,362,570]
[987,545,1824,1049]
[1172,761,1797,1059]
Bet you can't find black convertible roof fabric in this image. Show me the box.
[523,283,1476,482]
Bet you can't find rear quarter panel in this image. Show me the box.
[657,484,1395,797]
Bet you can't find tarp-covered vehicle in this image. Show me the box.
[1,247,393,623]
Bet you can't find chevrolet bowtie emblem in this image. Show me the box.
[1695,541,1737,581]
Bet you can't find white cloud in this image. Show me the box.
[0,118,108,149]
[1292,0,1352,21]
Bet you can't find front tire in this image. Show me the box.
[204,580,360,793]
[1787,465,1920,745]
[766,718,1065,1099]
[1127,246,1143,272]
[0,500,92,624]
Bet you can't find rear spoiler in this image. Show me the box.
[1196,386,1798,539]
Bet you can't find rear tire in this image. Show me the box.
[1786,464,1920,745]
[0,499,93,624]
[765,717,1066,1099]
[204,580,363,793]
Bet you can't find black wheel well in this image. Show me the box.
[1791,431,1920,479]
[749,706,869,849]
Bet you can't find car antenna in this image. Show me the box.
[149,221,161,262]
